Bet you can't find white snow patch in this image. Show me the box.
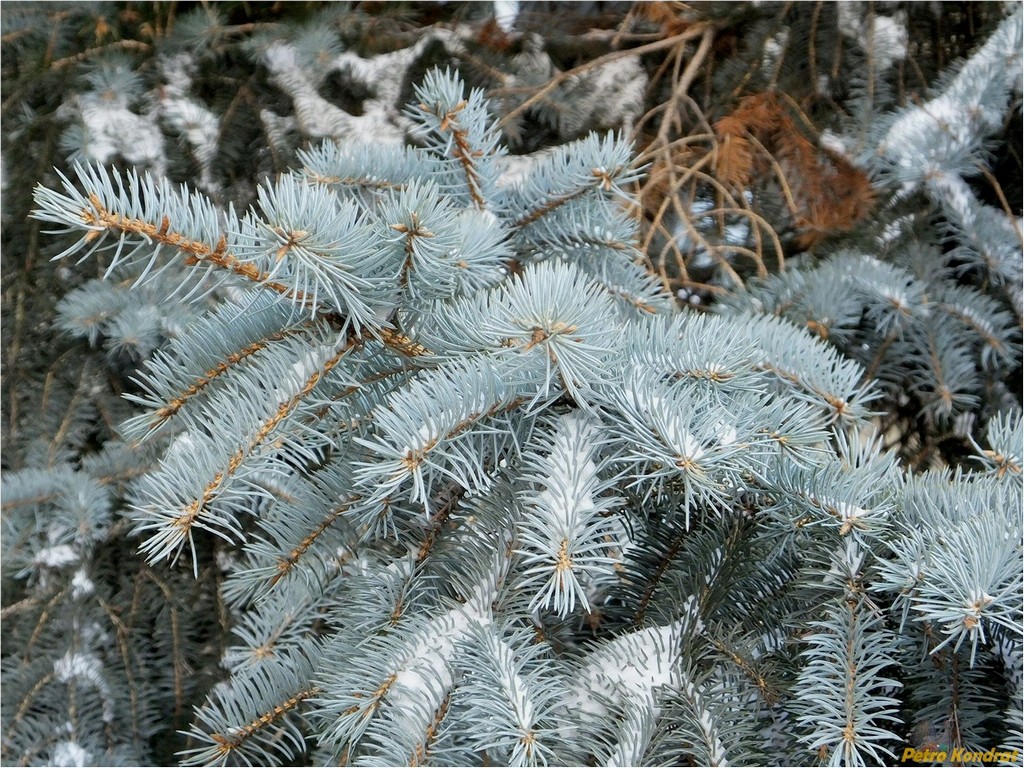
[762,30,789,72]
[164,101,220,185]
[496,152,540,188]
[262,32,462,145]
[81,622,111,648]
[61,93,166,175]
[494,0,519,32]
[216,549,235,573]
[878,10,1021,184]
[819,129,850,157]
[532,414,602,529]
[867,12,908,70]
[569,609,701,731]
[837,4,907,70]
[50,741,89,767]
[837,1,863,38]
[54,652,103,684]
[385,567,498,722]
[71,569,94,599]
[35,545,78,568]
[53,652,115,723]
[678,429,705,461]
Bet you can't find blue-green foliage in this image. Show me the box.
[7,62,1022,768]
[722,8,1023,472]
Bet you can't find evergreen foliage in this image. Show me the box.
[719,7,1023,469]
[2,3,1022,767]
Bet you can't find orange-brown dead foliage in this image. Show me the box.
[714,92,875,248]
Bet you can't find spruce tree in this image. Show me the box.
[3,3,1022,767]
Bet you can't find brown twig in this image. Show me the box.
[49,39,151,70]
[79,196,429,358]
[147,325,312,433]
[499,24,713,129]
[976,165,1023,244]
[170,341,351,542]
[211,686,321,757]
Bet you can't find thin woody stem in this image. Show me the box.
[175,342,348,528]
[211,686,321,756]
[150,326,311,432]
[79,195,430,359]
[512,167,622,229]
[498,24,712,129]
[451,126,486,209]
[82,194,303,300]
[420,99,487,209]
[513,186,591,229]
[270,501,356,587]
[172,342,351,538]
